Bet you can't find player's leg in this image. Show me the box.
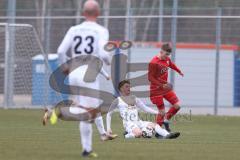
[124,122,142,138]
[141,121,180,139]
[86,96,117,140]
[132,127,142,138]
[80,121,98,158]
[151,122,180,139]
[43,73,81,125]
[42,108,50,126]
[164,91,180,120]
[140,121,172,138]
[163,91,181,131]
[42,74,78,125]
[78,79,117,141]
[146,122,169,137]
[42,105,60,125]
[150,96,165,126]
[42,103,63,126]
[94,113,118,141]
[94,113,106,135]
[42,100,98,126]
[156,109,165,126]
[124,128,142,139]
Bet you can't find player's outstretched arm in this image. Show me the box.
[169,59,184,76]
[136,98,158,114]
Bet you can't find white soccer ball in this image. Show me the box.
[142,126,154,138]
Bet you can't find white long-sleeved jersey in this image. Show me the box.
[106,95,158,131]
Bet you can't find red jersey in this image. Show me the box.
[148,56,182,96]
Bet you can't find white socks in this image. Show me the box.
[154,124,169,137]
[94,114,106,135]
[79,121,92,152]
[125,132,135,139]
[79,114,107,152]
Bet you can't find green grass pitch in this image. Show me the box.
[0,109,240,160]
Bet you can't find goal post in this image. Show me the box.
[3,23,14,108]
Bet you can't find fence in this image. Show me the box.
[0,8,239,115]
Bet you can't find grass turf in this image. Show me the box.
[0,109,240,160]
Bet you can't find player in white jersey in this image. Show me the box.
[51,0,115,158]
[106,80,180,139]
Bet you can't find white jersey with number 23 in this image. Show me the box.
[57,21,110,108]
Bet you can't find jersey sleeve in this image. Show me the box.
[98,28,111,65]
[57,27,73,64]
[106,98,118,131]
[169,59,182,74]
[136,98,158,114]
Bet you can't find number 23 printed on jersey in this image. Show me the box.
[73,35,95,54]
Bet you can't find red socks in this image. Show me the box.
[156,106,180,126]
[156,114,164,126]
[165,107,180,120]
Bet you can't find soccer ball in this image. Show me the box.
[142,126,154,138]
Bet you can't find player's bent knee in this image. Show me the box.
[159,110,165,116]
[147,122,155,129]
[135,133,142,138]
[132,128,142,138]
[173,103,181,109]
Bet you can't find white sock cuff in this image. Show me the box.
[155,124,169,137]
[125,132,135,139]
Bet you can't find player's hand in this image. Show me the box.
[179,72,184,77]
[162,83,173,90]
[61,64,70,75]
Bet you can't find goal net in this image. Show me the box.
[0,23,63,108]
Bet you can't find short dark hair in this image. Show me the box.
[118,80,130,90]
[161,43,172,53]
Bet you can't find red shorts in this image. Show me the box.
[150,91,179,110]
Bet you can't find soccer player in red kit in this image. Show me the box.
[148,43,184,132]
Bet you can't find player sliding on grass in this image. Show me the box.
[106,80,180,139]
[43,0,117,158]
[148,43,184,134]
